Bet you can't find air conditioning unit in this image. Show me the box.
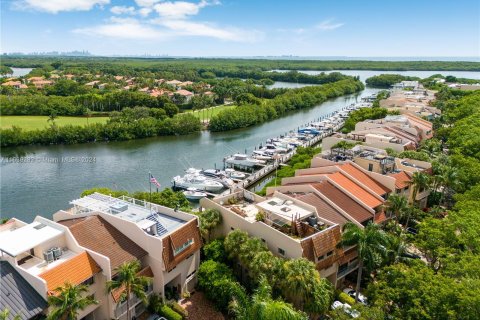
[43,250,54,263]
[52,247,62,259]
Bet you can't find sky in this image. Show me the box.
[1,0,479,57]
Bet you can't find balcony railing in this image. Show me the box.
[114,285,153,318]
[337,260,359,278]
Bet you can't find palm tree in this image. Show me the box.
[106,261,152,320]
[437,166,460,207]
[47,282,98,320]
[224,229,249,260]
[385,194,408,222]
[408,172,431,207]
[238,237,268,269]
[250,251,284,287]
[230,277,307,320]
[198,209,222,242]
[339,222,390,303]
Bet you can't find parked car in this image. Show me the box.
[331,300,360,318]
[147,315,167,320]
[401,251,421,259]
[406,227,418,235]
[343,288,368,305]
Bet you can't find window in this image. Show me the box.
[81,276,94,286]
[368,163,373,171]
[278,248,285,256]
[230,227,235,231]
[326,251,334,257]
[261,238,266,243]
[174,239,194,256]
[317,255,325,262]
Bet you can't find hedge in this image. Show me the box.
[159,305,183,320]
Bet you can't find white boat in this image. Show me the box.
[172,174,224,192]
[225,154,265,168]
[252,150,274,161]
[187,168,234,188]
[183,187,207,200]
[225,168,247,180]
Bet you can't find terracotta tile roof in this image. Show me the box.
[62,215,148,274]
[39,252,101,295]
[111,266,153,303]
[301,226,343,270]
[339,163,391,196]
[374,211,387,224]
[312,181,373,224]
[328,172,383,208]
[296,193,348,225]
[162,220,202,272]
[176,89,194,96]
[388,171,412,189]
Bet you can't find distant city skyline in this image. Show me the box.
[2,0,479,57]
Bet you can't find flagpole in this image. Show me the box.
[149,171,152,203]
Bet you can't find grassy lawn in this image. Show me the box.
[0,116,109,131]
[186,104,236,121]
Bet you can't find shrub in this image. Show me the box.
[337,291,356,306]
[148,293,164,313]
[202,239,227,262]
[159,305,183,320]
[170,301,188,319]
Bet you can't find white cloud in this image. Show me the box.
[153,19,260,41]
[316,19,344,31]
[73,18,169,40]
[16,0,110,13]
[110,6,136,15]
[134,0,161,7]
[138,7,153,16]
[153,0,218,19]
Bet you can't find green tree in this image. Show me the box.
[47,282,98,320]
[106,261,152,320]
[230,277,308,320]
[0,309,20,320]
[408,172,431,206]
[224,229,249,260]
[198,209,222,242]
[339,222,389,302]
[385,194,408,223]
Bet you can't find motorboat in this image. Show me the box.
[183,187,207,200]
[225,168,247,180]
[298,127,321,135]
[225,154,265,168]
[252,150,274,161]
[187,168,234,188]
[172,174,224,192]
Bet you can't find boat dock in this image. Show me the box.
[221,121,345,195]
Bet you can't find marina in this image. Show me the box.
[169,100,373,199]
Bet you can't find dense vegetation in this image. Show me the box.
[2,56,479,72]
[365,74,420,88]
[209,79,364,131]
[341,106,388,133]
[199,231,331,318]
[257,146,321,196]
[0,108,201,147]
[364,88,480,319]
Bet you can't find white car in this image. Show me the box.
[331,300,360,318]
[343,288,368,305]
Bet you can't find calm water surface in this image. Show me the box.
[270,69,480,82]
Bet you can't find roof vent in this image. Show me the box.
[34,223,47,230]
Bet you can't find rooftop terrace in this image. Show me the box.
[71,193,186,237]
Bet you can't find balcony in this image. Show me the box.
[114,284,153,318]
[337,260,359,279]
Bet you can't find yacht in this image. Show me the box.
[171,174,224,192]
[252,150,274,161]
[225,154,265,168]
[183,187,207,200]
[225,168,247,180]
[186,168,234,188]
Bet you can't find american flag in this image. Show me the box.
[150,174,161,188]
